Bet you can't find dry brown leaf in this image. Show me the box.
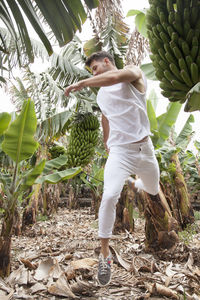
[65,253,73,260]
[131,256,152,274]
[29,282,46,294]
[193,266,200,277]
[184,252,194,269]
[70,277,93,294]
[49,259,63,279]
[0,278,13,293]
[165,275,173,287]
[65,265,76,280]
[0,291,7,296]
[109,245,131,271]
[191,294,200,300]
[71,258,98,270]
[165,262,177,277]
[6,265,28,286]
[34,257,54,281]
[48,273,76,298]
[20,258,37,270]
[0,290,14,300]
[155,283,179,299]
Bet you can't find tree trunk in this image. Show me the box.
[41,183,60,215]
[0,210,14,277]
[0,237,11,278]
[91,190,101,219]
[171,153,194,228]
[143,190,179,250]
[114,185,135,234]
[22,184,40,229]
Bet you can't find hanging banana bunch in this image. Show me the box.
[146,0,200,111]
[66,112,100,168]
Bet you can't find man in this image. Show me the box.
[65,51,160,286]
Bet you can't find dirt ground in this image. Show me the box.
[1,207,200,299]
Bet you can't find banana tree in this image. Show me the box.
[0,0,99,79]
[0,100,81,277]
[143,92,195,249]
[179,141,200,210]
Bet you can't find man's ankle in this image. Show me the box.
[101,248,110,258]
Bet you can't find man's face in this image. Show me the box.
[90,58,110,76]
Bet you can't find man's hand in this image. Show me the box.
[64,81,84,97]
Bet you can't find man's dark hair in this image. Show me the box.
[85,51,115,68]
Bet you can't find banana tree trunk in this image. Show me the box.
[0,209,14,277]
[144,189,179,250]
[91,190,101,220]
[114,185,135,233]
[171,153,194,228]
[22,184,40,229]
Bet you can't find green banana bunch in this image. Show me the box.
[49,145,67,159]
[147,0,200,111]
[66,112,100,168]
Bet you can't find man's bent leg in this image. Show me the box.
[133,139,160,195]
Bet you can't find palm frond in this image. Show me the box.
[0,27,49,77]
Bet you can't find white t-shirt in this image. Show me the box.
[96,78,151,148]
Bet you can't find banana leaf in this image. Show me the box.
[37,110,73,141]
[126,9,148,38]
[84,0,99,9]
[43,155,68,174]
[0,172,11,187]
[36,167,82,184]
[2,99,38,163]
[20,159,46,190]
[140,63,157,81]
[184,83,200,112]
[176,114,195,150]
[0,112,11,135]
[155,102,182,148]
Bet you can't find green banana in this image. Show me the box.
[190,63,199,84]
[172,46,183,60]
[178,58,188,73]
[181,40,190,56]
[167,0,174,13]
[66,112,100,168]
[191,7,199,27]
[180,70,193,87]
[171,80,189,91]
[185,55,193,71]
[186,29,194,45]
[191,46,199,61]
[183,21,191,37]
[160,31,170,44]
[169,63,183,81]
[147,0,200,110]
[165,52,178,66]
[164,70,175,82]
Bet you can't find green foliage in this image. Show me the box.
[0,113,11,135]
[194,210,200,221]
[178,223,198,245]
[127,9,148,38]
[2,99,38,163]
[147,91,182,148]
[36,214,49,222]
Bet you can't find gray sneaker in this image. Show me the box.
[97,253,112,286]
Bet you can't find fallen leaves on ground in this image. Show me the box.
[0,208,199,299]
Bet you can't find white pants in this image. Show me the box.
[98,137,160,238]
